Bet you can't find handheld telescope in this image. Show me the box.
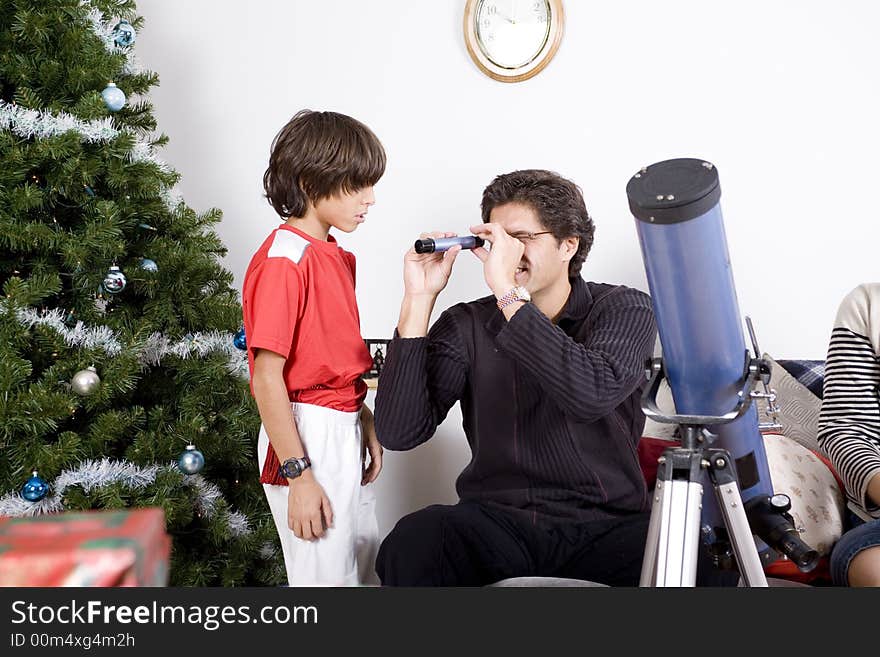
[627,158,818,585]
[414,235,485,254]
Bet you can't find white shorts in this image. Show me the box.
[258,402,379,587]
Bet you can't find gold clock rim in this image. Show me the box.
[463,0,565,84]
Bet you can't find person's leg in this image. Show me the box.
[547,512,739,586]
[258,425,300,586]
[290,404,365,586]
[259,405,364,586]
[355,482,380,585]
[544,513,651,586]
[375,503,535,586]
[846,547,880,586]
[830,518,880,586]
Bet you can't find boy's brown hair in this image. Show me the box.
[263,110,386,218]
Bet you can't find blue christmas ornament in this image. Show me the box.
[112,20,136,47]
[22,471,49,502]
[139,258,158,273]
[178,445,205,475]
[233,327,247,350]
[101,82,126,112]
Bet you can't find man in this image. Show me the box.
[374,169,727,586]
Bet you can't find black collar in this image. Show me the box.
[557,276,592,325]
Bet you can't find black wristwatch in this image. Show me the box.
[279,456,311,479]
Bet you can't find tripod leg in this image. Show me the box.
[709,451,768,587]
[639,477,666,586]
[644,451,705,587]
[658,478,703,586]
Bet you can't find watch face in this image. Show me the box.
[475,0,551,70]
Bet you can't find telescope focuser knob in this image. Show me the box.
[769,493,792,514]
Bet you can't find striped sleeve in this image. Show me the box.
[373,310,468,451]
[817,284,880,518]
[495,287,656,424]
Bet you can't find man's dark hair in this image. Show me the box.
[263,110,386,218]
[480,169,595,277]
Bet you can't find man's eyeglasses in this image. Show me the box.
[508,231,553,243]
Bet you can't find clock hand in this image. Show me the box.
[499,0,516,24]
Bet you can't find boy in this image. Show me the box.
[242,110,385,585]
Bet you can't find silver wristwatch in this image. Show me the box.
[279,456,311,479]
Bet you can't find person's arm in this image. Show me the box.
[466,221,656,423]
[245,257,333,540]
[374,232,467,450]
[359,404,383,484]
[868,472,880,509]
[252,349,333,540]
[818,286,880,514]
[375,312,468,450]
[495,291,656,423]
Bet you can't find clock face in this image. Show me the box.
[475,0,552,70]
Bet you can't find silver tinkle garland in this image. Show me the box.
[82,3,142,75]
[0,99,172,175]
[1,4,179,211]
[0,459,253,539]
[0,99,116,143]
[0,4,276,568]
[14,307,248,378]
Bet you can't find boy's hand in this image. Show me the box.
[287,472,333,541]
[361,420,384,485]
[403,231,462,298]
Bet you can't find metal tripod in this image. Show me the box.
[638,356,771,587]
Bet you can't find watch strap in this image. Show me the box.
[496,286,528,310]
[279,456,311,479]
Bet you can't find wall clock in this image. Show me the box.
[464,0,565,83]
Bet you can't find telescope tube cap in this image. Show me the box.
[626,158,721,224]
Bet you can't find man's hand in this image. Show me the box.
[287,471,333,541]
[403,231,462,298]
[361,406,383,485]
[469,223,524,298]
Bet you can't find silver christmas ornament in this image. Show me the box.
[102,265,127,294]
[178,444,205,475]
[71,366,101,396]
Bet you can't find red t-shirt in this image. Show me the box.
[242,224,372,484]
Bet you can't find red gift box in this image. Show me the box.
[0,508,170,586]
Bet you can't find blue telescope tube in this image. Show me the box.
[627,159,818,572]
[626,159,773,513]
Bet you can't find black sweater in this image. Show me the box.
[374,277,657,526]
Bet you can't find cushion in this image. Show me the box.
[637,436,675,488]
[637,433,844,583]
[490,577,607,587]
[775,359,825,399]
[761,432,844,558]
[754,354,823,453]
[641,378,679,441]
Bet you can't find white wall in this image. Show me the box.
[136,0,880,538]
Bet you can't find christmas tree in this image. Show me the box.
[0,0,284,585]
